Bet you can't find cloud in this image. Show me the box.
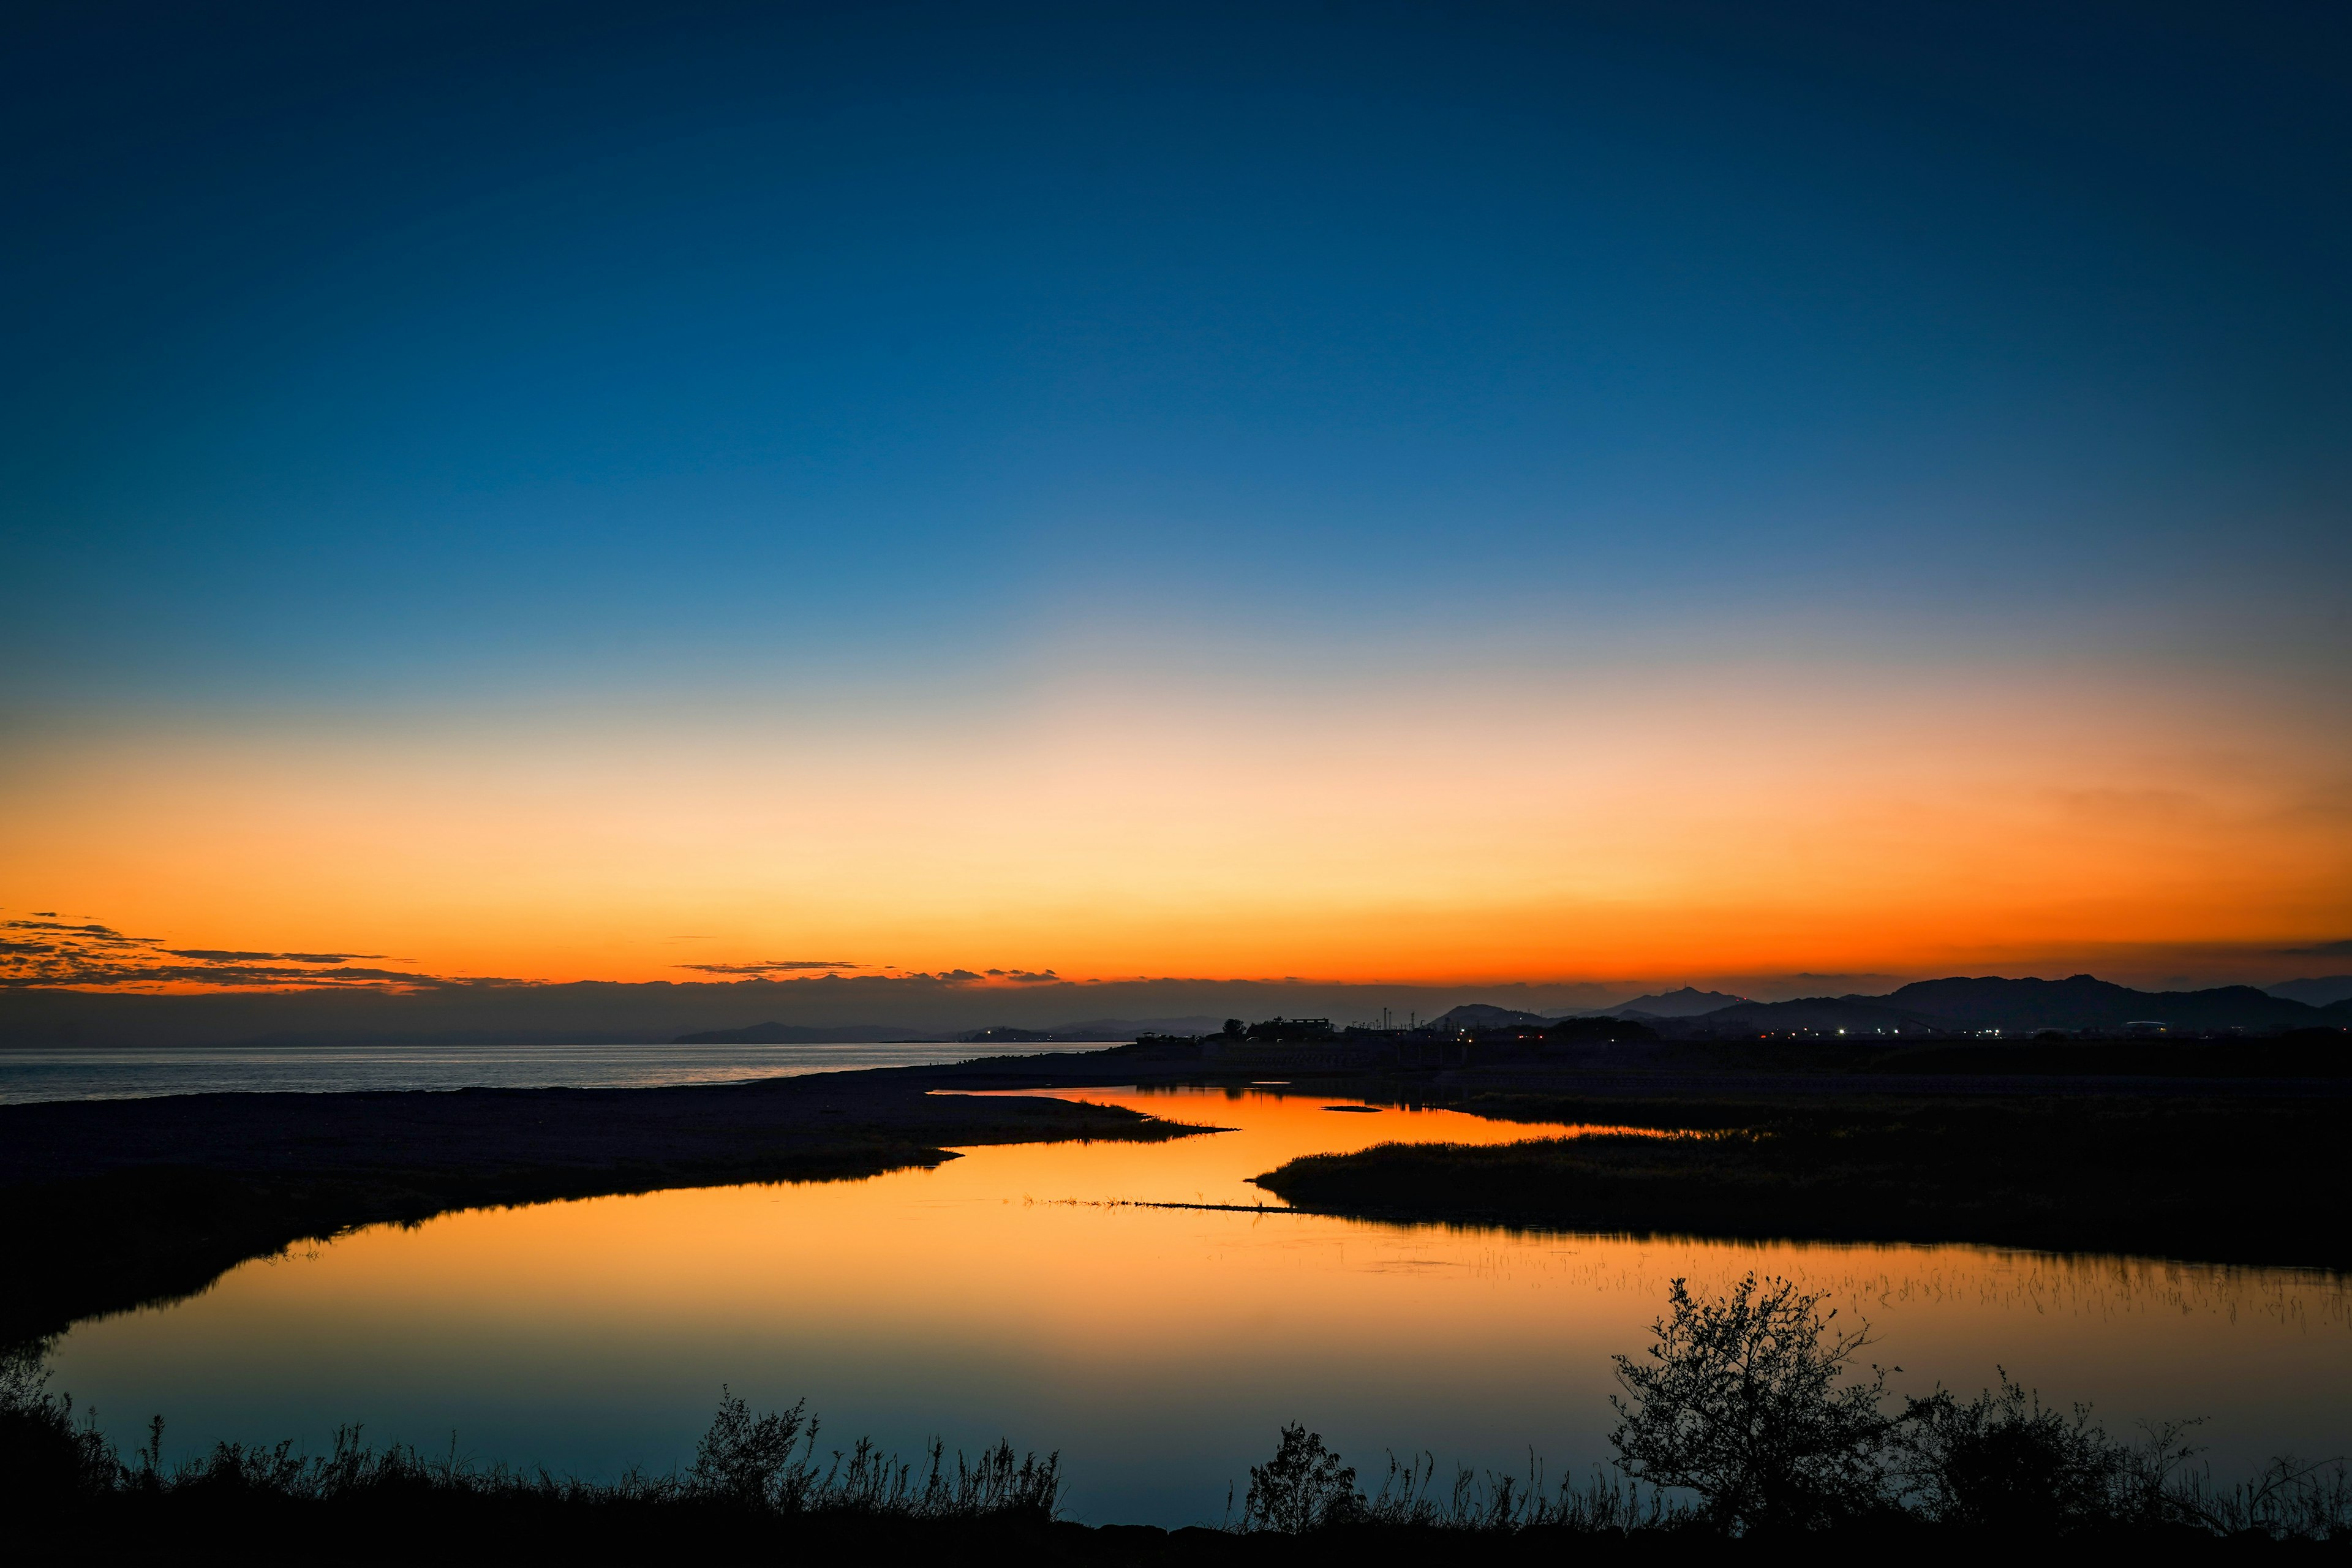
[163,948,386,963]
[2275,939,2352,957]
[0,914,477,992]
[673,959,861,974]
[2,960,455,989]
[4,919,151,944]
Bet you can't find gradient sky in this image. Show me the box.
[4,1,2348,993]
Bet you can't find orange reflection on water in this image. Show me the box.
[937,1085,1656,1207]
[49,1087,2352,1526]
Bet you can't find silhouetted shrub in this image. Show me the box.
[689,1388,816,1507]
[1609,1273,1901,1532]
[1243,1423,1361,1532]
[1602,1276,2352,1540]
[1898,1371,2122,1531]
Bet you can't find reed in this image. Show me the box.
[8,1300,2347,1552]
[0,1354,1060,1528]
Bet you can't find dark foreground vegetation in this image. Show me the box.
[1254,1091,2352,1269]
[1231,1273,2350,1545]
[8,1277,2345,1562]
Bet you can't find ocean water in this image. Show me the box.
[0,1040,1112,1104]
[46,1084,2352,1526]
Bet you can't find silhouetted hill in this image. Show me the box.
[1643,976,2345,1038]
[1596,987,1749,1018]
[1882,974,2318,1031]
[2271,974,2352,1008]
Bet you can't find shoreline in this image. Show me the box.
[0,1050,1208,1346]
[8,1041,2349,1348]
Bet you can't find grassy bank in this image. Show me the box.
[1253,1093,2352,1268]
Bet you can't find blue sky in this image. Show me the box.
[2,3,2346,989]
[7,1,2346,707]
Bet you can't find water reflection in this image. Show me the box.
[50,1086,2352,1526]
[940,1084,1658,1207]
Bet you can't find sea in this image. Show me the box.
[0,1039,1111,1105]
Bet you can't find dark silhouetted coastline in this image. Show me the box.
[0,1064,1215,1348]
[1250,1091,2352,1268]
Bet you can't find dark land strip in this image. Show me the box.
[0,1062,1212,1346]
[944,1039,2352,1268]
[1250,1088,2352,1270]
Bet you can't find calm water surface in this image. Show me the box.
[50,1085,2352,1525]
[0,1041,1110,1103]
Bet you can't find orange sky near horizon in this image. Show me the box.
[5,656,2346,993]
[8,4,2352,1009]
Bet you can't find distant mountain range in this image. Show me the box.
[1627,976,2350,1036]
[1,973,2342,1049]
[1591,987,1750,1019]
[1433,976,2352,1038]
[2269,975,2352,1008]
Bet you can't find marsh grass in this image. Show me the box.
[10,1311,2348,1552]
[686,1387,1062,1518]
[0,1349,1059,1529]
[1354,1449,1694,1533]
[1228,1413,2351,1544]
[1228,1275,2352,1543]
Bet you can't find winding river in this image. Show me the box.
[48,1084,2352,1525]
